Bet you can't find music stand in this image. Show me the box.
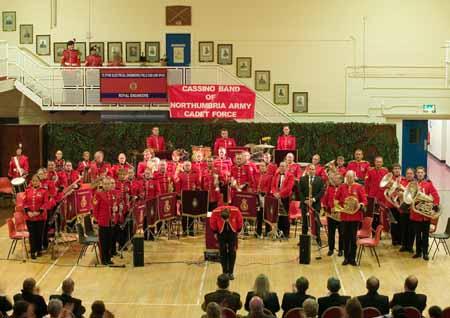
[231,192,258,237]
[227,147,251,161]
[155,151,172,161]
[181,190,209,235]
[263,194,285,241]
[157,192,178,239]
[274,150,298,165]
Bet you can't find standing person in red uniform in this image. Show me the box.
[213,129,237,155]
[54,150,65,172]
[230,153,254,201]
[335,170,367,266]
[60,40,80,67]
[214,147,233,203]
[154,160,175,194]
[383,163,404,246]
[63,161,80,186]
[285,153,302,181]
[92,177,114,265]
[176,161,200,236]
[276,125,296,151]
[137,149,154,179]
[146,126,166,152]
[311,154,327,181]
[365,156,388,229]
[192,152,207,182]
[202,158,221,211]
[8,145,29,179]
[47,161,68,190]
[323,173,344,256]
[85,46,103,67]
[166,150,184,179]
[335,156,347,177]
[23,175,49,259]
[399,168,415,253]
[243,151,258,184]
[90,151,111,180]
[347,149,370,185]
[410,166,440,261]
[77,151,92,182]
[262,152,277,176]
[255,162,273,237]
[210,206,243,280]
[111,153,133,180]
[271,162,295,238]
[138,168,161,240]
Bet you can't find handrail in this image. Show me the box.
[19,47,51,67]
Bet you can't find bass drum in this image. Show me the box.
[11,177,26,194]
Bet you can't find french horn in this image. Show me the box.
[334,196,360,215]
[403,182,441,219]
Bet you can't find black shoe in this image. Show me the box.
[423,254,429,261]
[107,260,114,265]
[31,253,36,260]
[342,260,349,266]
[228,274,235,280]
[36,252,42,257]
[407,248,414,253]
[327,250,333,256]
[338,251,343,257]
[399,247,407,252]
[349,260,357,266]
[123,247,128,251]
[412,253,421,259]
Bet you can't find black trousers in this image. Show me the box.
[390,207,401,245]
[368,197,380,230]
[111,224,126,254]
[220,184,228,203]
[98,225,112,264]
[400,213,413,250]
[256,207,271,236]
[278,197,290,238]
[26,220,45,255]
[327,217,343,252]
[208,201,218,212]
[412,221,430,256]
[301,202,322,244]
[182,216,195,236]
[342,221,359,262]
[218,233,237,275]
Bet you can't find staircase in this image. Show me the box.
[0,41,294,123]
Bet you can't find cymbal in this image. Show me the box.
[254,144,275,149]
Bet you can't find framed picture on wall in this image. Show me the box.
[198,41,214,62]
[293,92,308,113]
[53,42,67,64]
[236,57,252,78]
[274,84,289,105]
[89,42,105,62]
[19,24,33,44]
[36,35,51,56]
[2,11,16,32]
[255,70,270,91]
[107,42,123,63]
[217,44,233,65]
[75,42,87,63]
[145,42,160,63]
[126,42,141,63]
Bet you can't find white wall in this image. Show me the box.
[429,120,450,163]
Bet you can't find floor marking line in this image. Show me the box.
[36,246,70,286]
[196,261,208,305]
[332,256,346,294]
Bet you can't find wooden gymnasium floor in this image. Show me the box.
[1,220,450,318]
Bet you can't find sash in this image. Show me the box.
[13,156,23,176]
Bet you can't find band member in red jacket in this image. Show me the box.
[255,162,274,237]
[202,158,221,211]
[90,151,111,180]
[383,163,404,246]
[365,156,388,229]
[85,46,103,67]
[347,149,370,184]
[335,170,368,266]
[230,153,254,201]
[93,177,114,265]
[63,162,80,186]
[23,175,49,259]
[139,168,161,240]
[77,151,92,183]
[335,156,347,177]
[213,129,237,155]
[112,169,132,252]
[285,153,302,181]
[176,161,200,236]
[54,150,65,172]
[192,152,207,182]
[276,125,296,150]
[111,153,133,180]
[410,166,440,261]
[47,161,68,190]
[8,146,29,179]
[210,206,243,280]
[146,126,166,152]
[61,40,80,67]
[399,168,415,253]
[322,173,344,256]
[271,162,295,238]
[262,152,277,176]
[214,147,233,203]
[137,149,154,179]
[154,160,175,194]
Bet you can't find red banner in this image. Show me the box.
[100,68,167,104]
[168,84,255,119]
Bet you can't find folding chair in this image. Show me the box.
[76,223,99,265]
[428,217,450,260]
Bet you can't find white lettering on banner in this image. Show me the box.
[228,103,252,110]
[218,86,240,92]
[181,85,216,92]
[184,111,210,117]
[211,111,237,118]
[170,102,227,109]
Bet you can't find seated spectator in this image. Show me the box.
[345,298,363,318]
[246,296,275,318]
[317,277,350,318]
[357,276,389,315]
[281,276,315,317]
[0,286,13,317]
[204,302,221,318]
[9,300,32,318]
[245,274,280,315]
[89,300,106,318]
[50,278,86,318]
[202,274,242,313]
[303,298,318,318]
[13,278,48,318]
[389,275,426,313]
[392,305,406,318]
[428,305,443,318]
[45,299,63,318]
[104,310,115,318]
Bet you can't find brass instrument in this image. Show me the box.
[168,176,174,193]
[403,182,441,219]
[379,173,406,208]
[63,176,82,195]
[213,172,220,191]
[334,193,360,215]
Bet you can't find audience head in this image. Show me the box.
[392,305,406,318]
[345,298,363,318]
[90,300,106,318]
[217,274,230,290]
[22,277,37,294]
[205,302,221,318]
[62,277,75,295]
[253,274,271,299]
[303,298,318,318]
[249,296,264,314]
[404,275,418,292]
[428,306,443,318]
[11,300,30,318]
[327,277,341,294]
[366,276,380,293]
[295,276,309,293]
[47,299,63,318]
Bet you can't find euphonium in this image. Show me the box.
[380,173,406,208]
[403,182,440,219]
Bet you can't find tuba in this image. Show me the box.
[403,182,440,219]
[380,173,405,208]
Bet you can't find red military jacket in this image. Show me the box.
[8,155,30,178]
[154,171,175,194]
[271,172,295,199]
[410,179,440,222]
[365,167,388,199]
[77,160,92,174]
[323,185,339,210]
[23,187,49,222]
[61,49,81,67]
[210,205,243,234]
[139,177,161,201]
[115,180,131,213]
[202,168,221,202]
[266,163,278,176]
[85,54,103,67]
[230,164,253,191]
[276,135,296,150]
[255,171,273,194]
[47,170,68,189]
[90,162,112,179]
[93,190,113,227]
[137,161,149,179]
[213,158,232,183]
[166,161,183,179]
[63,170,80,185]
[213,137,236,154]
[335,183,368,222]
[347,160,370,181]
[286,163,302,181]
[176,171,200,194]
[111,163,133,180]
[192,161,208,181]
[146,135,166,152]
[337,166,347,177]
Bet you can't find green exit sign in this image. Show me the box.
[423,104,436,113]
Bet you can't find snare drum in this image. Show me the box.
[11,177,26,194]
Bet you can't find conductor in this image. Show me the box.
[210,206,243,280]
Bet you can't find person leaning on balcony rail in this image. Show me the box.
[85,46,103,67]
[61,40,80,67]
